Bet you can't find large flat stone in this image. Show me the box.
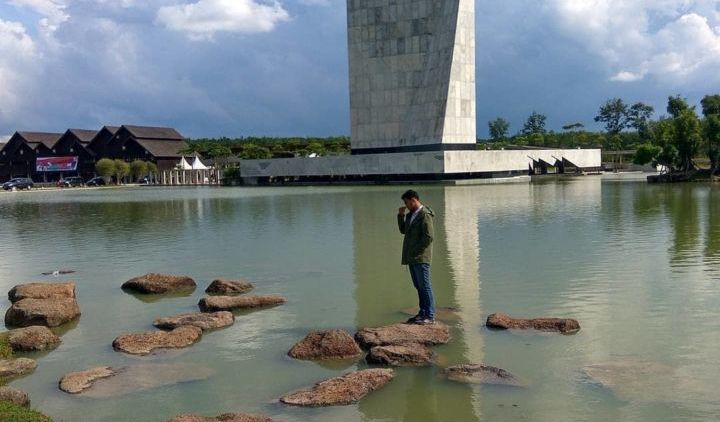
[288,330,362,361]
[354,323,450,349]
[6,326,61,352]
[5,298,81,328]
[153,312,234,331]
[168,414,275,422]
[112,326,203,355]
[205,279,254,295]
[366,344,433,366]
[0,358,37,379]
[8,282,76,303]
[122,273,196,294]
[486,312,580,334]
[198,295,286,312]
[280,369,394,407]
[59,367,116,394]
[444,364,523,386]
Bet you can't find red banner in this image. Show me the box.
[36,156,79,172]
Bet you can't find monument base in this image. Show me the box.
[239,149,602,185]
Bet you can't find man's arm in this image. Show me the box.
[397,213,406,234]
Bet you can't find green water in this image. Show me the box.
[0,178,718,422]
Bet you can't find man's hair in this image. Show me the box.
[401,190,419,201]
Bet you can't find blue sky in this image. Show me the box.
[0,0,719,139]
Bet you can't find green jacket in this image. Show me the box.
[397,206,435,265]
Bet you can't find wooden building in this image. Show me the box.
[86,126,120,158]
[107,125,189,171]
[0,132,62,182]
[51,129,99,180]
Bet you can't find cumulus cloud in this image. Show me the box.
[156,0,290,40]
[547,0,720,85]
[0,19,37,122]
[9,0,69,31]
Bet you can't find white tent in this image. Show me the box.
[191,156,209,170]
[177,157,192,170]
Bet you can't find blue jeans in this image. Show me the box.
[408,263,435,319]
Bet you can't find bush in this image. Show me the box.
[0,401,53,422]
[113,160,130,184]
[95,158,115,181]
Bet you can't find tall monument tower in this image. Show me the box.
[347,0,476,154]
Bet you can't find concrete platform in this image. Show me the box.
[239,149,602,185]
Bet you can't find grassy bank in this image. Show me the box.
[0,402,52,422]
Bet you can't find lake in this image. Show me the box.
[0,177,718,422]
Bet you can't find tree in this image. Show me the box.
[704,115,720,174]
[238,143,271,160]
[522,111,547,135]
[146,162,158,183]
[129,160,148,182]
[627,102,655,137]
[488,118,510,141]
[673,108,702,172]
[701,94,720,117]
[113,159,130,185]
[667,95,692,118]
[595,98,628,135]
[633,143,662,165]
[95,158,115,182]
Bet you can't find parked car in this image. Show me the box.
[86,177,106,187]
[2,178,34,191]
[58,176,84,188]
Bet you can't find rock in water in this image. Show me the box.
[280,369,394,407]
[198,295,286,312]
[0,387,30,407]
[59,367,116,394]
[354,323,450,349]
[7,326,61,352]
[8,282,76,303]
[112,326,203,355]
[121,273,196,294]
[78,363,214,398]
[444,364,523,386]
[486,313,580,334]
[168,414,275,422]
[205,279,254,295]
[0,358,37,379]
[366,344,433,366]
[288,330,362,361]
[5,298,81,327]
[153,312,234,331]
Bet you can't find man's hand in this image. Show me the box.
[398,206,407,216]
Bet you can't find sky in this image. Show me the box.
[0,0,719,140]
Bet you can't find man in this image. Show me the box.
[397,189,436,325]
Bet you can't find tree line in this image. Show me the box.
[485,94,720,174]
[95,158,158,184]
[181,136,351,161]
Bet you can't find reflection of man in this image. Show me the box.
[397,190,436,325]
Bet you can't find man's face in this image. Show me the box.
[403,197,420,212]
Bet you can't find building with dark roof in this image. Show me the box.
[0,132,62,181]
[50,129,99,180]
[107,125,189,172]
[86,126,120,158]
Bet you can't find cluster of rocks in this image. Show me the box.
[0,281,82,409]
[486,312,581,334]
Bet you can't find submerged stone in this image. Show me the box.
[198,295,286,312]
[78,363,214,398]
[280,368,394,407]
[8,282,76,303]
[153,312,234,331]
[59,367,116,394]
[366,343,433,366]
[583,359,689,402]
[5,298,81,328]
[444,364,523,386]
[486,312,580,334]
[6,326,61,352]
[168,414,275,422]
[288,329,362,361]
[112,326,203,355]
[0,358,37,379]
[354,323,450,349]
[205,279,254,295]
[122,273,196,294]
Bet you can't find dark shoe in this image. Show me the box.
[414,318,436,325]
[405,314,423,324]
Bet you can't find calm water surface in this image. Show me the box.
[0,178,718,422]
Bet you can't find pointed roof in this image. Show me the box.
[178,157,192,170]
[134,138,189,158]
[17,131,63,149]
[66,129,99,144]
[123,125,184,140]
[191,156,209,170]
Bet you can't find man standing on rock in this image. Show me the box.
[397,189,436,325]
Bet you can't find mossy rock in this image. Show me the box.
[0,401,53,422]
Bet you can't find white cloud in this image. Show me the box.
[156,0,290,40]
[0,19,37,122]
[9,0,69,31]
[547,0,720,85]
